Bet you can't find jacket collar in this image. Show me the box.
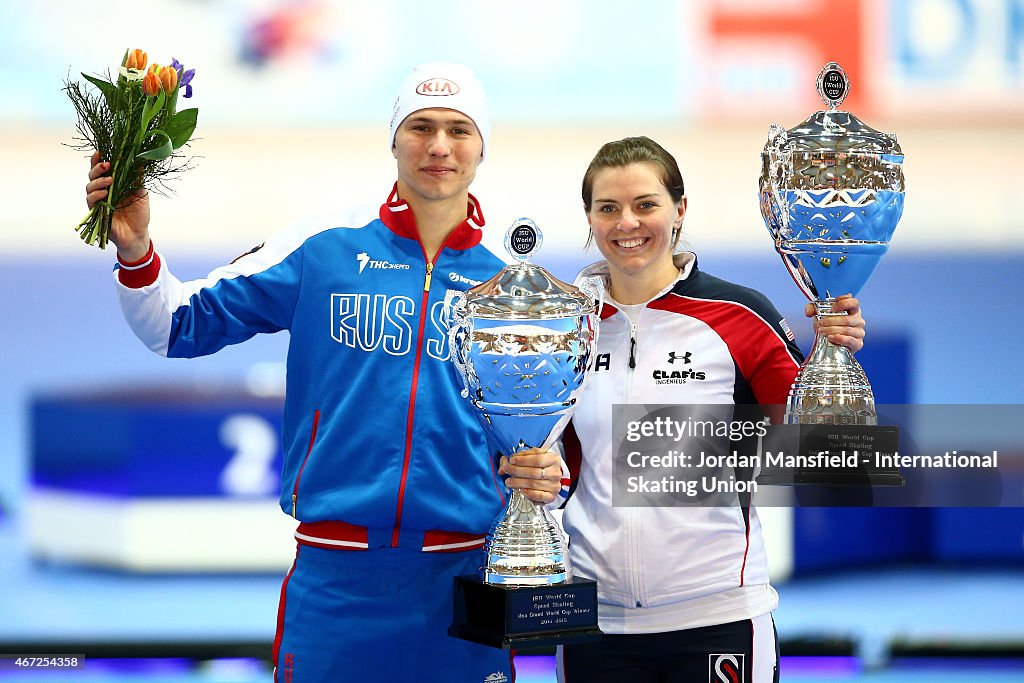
[576,252,699,319]
[378,183,486,251]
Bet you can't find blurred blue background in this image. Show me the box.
[2,0,1024,680]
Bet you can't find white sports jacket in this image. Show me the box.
[561,253,803,634]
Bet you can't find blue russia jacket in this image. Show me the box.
[114,187,509,550]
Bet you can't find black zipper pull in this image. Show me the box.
[629,335,637,369]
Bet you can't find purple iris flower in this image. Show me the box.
[170,57,196,98]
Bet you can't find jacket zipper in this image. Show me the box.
[624,315,642,606]
[628,333,637,368]
[390,250,448,547]
[625,319,638,395]
[291,409,321,518]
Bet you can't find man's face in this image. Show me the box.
[392,108,483,205]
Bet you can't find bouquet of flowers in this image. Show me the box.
[65,49,198,249]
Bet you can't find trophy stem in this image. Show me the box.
[481,489,568,586]
[786,302,876,425]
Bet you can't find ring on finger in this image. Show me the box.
[540,467,546,479]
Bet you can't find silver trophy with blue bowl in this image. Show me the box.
[758,63,905,486]
[445,219,602,648]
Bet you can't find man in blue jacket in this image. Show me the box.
[85,62,564,682]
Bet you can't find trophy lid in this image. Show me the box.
[773,63,903,157]
[462,219,596,320]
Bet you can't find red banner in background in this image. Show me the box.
[703,0,1024,121]
[706,0,873,119]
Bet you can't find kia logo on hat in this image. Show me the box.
[416,78,461,96]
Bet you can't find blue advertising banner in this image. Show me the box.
[32,390,284,498]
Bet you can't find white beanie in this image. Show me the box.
[388,62,490,161]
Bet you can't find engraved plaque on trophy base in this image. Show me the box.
[756,424,904,486]
[449,575,602,649]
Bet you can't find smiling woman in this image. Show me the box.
[551,135,868,683]
[582,143,686,303]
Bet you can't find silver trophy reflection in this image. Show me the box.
[758,62,905,485]
[446,219,599,584]
[445,219,602,648]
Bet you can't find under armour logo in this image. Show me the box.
[667,351,692,364]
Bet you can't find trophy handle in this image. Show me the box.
[443,289,471,399]
[576,275,606,327]
[766,124,791,238]
[576,273,605,376]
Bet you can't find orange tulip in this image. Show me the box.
[125,49,147,71]
[159,67,178,93]
[142,71,161,97]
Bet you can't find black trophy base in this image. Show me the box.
[449,575,602,650]
[756,423,905,487]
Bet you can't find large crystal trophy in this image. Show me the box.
[445,219,602,648]
[757,63,905,486]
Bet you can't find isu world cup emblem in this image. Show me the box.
[709,653,745,683]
